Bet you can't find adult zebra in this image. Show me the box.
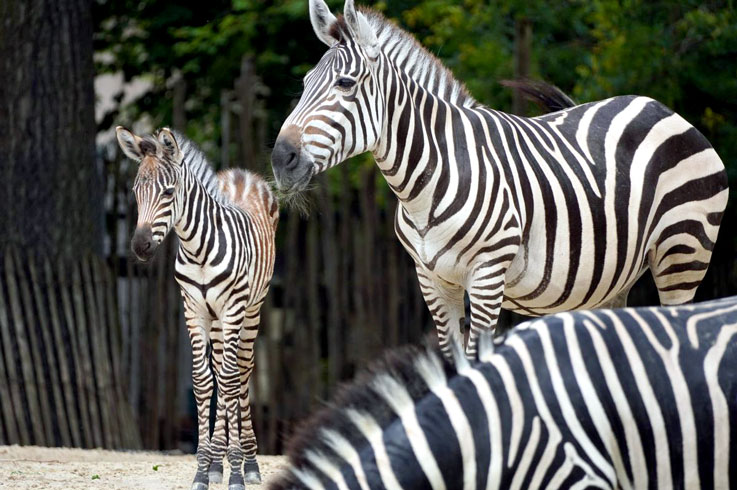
[270,0,729,358]
[117,127,278,489]
[271,296,737,489]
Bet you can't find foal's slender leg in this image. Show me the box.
[239,308,261,484]
[184,305,214,490]
[208,322,226,483]
[219,316,245,490]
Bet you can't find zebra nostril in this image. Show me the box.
[284,151,298,170]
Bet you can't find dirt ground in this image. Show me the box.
[0,445,288,489]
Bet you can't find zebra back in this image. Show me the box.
[271,297,737,489]
[217,168,279,231]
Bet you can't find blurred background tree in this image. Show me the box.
[1,0,102,257]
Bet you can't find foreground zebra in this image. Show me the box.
[117,127,278,489]
[270,0,729,358]
[271,296,737,489]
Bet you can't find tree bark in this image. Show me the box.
[0,0,101,258]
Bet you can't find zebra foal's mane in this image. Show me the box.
[329,8,477,108]
[166,130,226,204]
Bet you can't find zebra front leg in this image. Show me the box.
[185,313,215,490]
[466,260,511,358]
[208,322,226,484]
[416,265,466,359]
[239,308,261,484]
[218,319,246,490]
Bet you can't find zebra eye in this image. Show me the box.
[335,77,356,89]
[163,187,175,196]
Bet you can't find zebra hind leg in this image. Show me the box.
[208,396,227,484]
[238,312,261,484]
[220,324,246,490]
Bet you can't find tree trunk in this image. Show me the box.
[0,0,101,258]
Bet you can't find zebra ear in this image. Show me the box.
[116,126,144,162]
[157,128,183,164]
[309,0,338,47]
[344,0,378,58]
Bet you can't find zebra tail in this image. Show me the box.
[500,78,577,112]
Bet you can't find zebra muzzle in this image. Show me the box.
[131,226,156,262]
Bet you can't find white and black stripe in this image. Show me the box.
[271,0,729,359]
[272,296,737,489]
[117,127,278,490]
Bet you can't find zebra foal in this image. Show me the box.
[117,127,278,489]
[271,0,728,359]
[272,296,737,489]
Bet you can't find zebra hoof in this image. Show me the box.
[208,462,224,484]
[229,472,245,490]
[244,471,262,485]
[191,483,209,490]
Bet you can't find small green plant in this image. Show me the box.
[152,464,160,471]
[91,474,100,480]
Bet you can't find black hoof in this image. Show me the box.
[208,461,224,484]
[244,459,261,485]
[229,472,245,490]
[192,471,209,490]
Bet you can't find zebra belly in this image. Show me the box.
[501,234,647,316]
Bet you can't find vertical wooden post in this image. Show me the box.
[28,257,72,447]
[513,18,532,116]
[0,254,25,445]
[221,91,232,169]
[236,57,257,170]
[5,251,46,445]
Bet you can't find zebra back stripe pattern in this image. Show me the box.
[271,297,737,489]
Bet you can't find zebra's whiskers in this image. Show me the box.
[267,176,316,218]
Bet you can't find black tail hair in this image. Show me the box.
[501,78,577,113]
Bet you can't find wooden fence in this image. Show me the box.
[0,249,139,449]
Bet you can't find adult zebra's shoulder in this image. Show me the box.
[271,0,728,359]
[271,296,737,490]
[116,127,278,490]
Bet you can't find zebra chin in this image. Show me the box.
[273,165,314,194]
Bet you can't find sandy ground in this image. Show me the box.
[0,446,288,489]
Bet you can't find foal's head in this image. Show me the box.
[116,127,184,262]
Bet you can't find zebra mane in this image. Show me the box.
[330,8,477,108]
[167,130,226,204]
[269,333,497,490]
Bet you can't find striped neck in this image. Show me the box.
[174,165,215,260]
[372,59,482,230]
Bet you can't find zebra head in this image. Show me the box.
[116,126,184,262]
[271,0,384,192]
